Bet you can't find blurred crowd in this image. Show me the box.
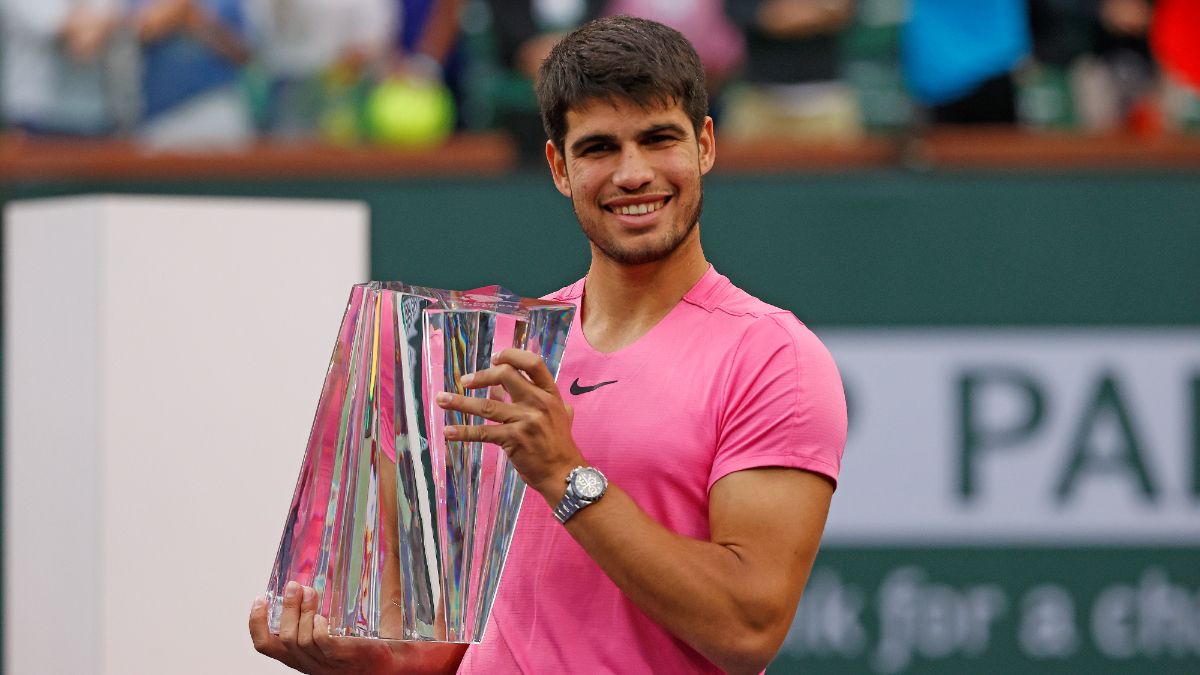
[2,0,1198,152]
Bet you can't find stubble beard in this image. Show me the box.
[575,190,704,266]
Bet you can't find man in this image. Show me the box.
[723,0,863,142]
[128,0,254,148]
[250,15,846,674]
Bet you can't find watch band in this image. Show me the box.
[552,490,590,523]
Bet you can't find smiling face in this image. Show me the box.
[546,97,716,267]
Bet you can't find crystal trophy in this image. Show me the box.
[265,282,574,643]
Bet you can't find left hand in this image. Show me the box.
[249,582,465,674]
[435,348,583,500]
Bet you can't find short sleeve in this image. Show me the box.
[708,314,846,491]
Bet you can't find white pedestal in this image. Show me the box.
[3,195,369,674]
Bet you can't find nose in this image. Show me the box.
[612,145,653,191]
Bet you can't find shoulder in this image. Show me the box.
[694,271,834,368]
[725,311,840,398]
[686,268,801,327]
[540,277,585,303]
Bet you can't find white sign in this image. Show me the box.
[821,329,1200,544]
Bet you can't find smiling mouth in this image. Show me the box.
[607,197,670,216]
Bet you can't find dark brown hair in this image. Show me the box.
[535,15,709,153]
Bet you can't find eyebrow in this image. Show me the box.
[569,123,690,156]
[642,123,688,137]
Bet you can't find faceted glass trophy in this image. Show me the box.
[266,282,574,643]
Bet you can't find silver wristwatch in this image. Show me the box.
[553,466,608,523]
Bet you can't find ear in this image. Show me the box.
[698,116,716,176]
[545,140,572,198]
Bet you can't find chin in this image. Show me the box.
[595,226,695,266]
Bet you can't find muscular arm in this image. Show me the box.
[551,468,833,674]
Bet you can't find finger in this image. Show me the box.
[296,586,319,654]
[278,581,323,671]
[311,613,353,664]
[435,391,520,423]
[460,363,540,401]
[493,348,557,394]
[248,595,298,668]
[310,613,336,661]
[444,422,505,445]
[277,582,302,646]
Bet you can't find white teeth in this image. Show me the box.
[614,200,664,216]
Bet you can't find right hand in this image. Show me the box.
[248,581,465,674]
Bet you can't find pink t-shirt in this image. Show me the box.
[458,266,846,673]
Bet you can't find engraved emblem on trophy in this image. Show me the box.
[265,283,574,642]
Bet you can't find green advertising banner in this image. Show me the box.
[775,548,1199,674]
[771,330,1200,673]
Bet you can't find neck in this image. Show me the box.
[579,227,709,353]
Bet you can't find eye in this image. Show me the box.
[579,142,614,156]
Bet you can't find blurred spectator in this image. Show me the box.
[486,0,742,157]
[602,0,745,96]
[1,0,128,135]
[392,0,466,104]
[1073,0,1158,132]
[1027,0,1176,133]
[129,0,254,148]
[487,0,596,81]
[723,0,863,141]
[244,0,462,142]
[902,0,1031,125]
[244,0,397,139]
[483,0,597,161]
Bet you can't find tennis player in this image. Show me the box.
[251,15,846,674]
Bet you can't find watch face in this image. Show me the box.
[571,468,606,500]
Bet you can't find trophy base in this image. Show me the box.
[265,591,490,644]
